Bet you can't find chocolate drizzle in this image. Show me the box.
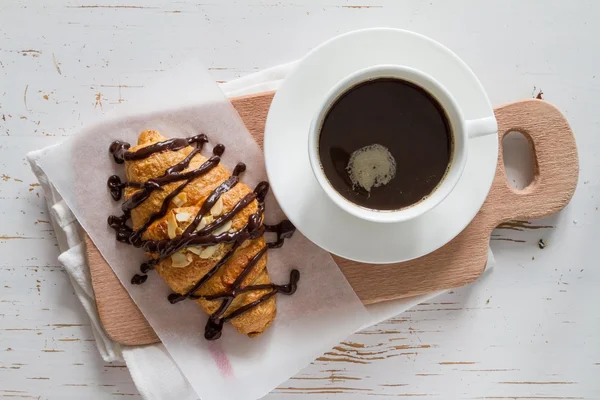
[110,134,208,164]
[107,134,298,340]
[108,135,215,247]
[131,274,148,285]
[265,220,297,249]
[202,268,300,341]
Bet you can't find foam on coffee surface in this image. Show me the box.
[346,144,397,193]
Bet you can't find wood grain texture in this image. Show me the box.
[85,237,158,345]
[230,91,276,148]
[86,94,577,346]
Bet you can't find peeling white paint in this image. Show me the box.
[1,0,599,399]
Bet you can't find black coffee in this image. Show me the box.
[318,78,452,210]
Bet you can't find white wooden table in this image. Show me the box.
[1,1,599,399]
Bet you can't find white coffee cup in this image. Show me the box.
[307,64,498,224]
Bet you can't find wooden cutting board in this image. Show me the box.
[85,93,578,346]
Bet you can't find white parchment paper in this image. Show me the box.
[37,59,369,400]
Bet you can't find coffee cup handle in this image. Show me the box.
[466,116,498,139]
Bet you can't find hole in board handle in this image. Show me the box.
[502,131,535,190]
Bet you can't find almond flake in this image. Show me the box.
[199,245,219,259]
[187,246,202,256]
[195,215,214,232]
[175,212,191,222]
[167,212,178,239]
[210,197,223,217]
[172,192,188,207]
[170,251,192,268]
[213,220,232,236]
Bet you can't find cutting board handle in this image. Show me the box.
[490,99,579,225]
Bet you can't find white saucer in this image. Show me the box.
[264,28,498,264]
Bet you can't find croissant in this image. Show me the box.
[106,130,298,340]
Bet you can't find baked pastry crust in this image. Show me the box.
[124,130,276,337]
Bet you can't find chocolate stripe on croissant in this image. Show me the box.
[166,201,297,305]
[204,269,300,340]
[107,135,299,340]
[108,136,210,203]
[138,187,266,275]
[141,184,265,260]
[109,134,208,164]
[108,139,218,246]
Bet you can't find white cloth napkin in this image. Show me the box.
[27,62,495,400]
